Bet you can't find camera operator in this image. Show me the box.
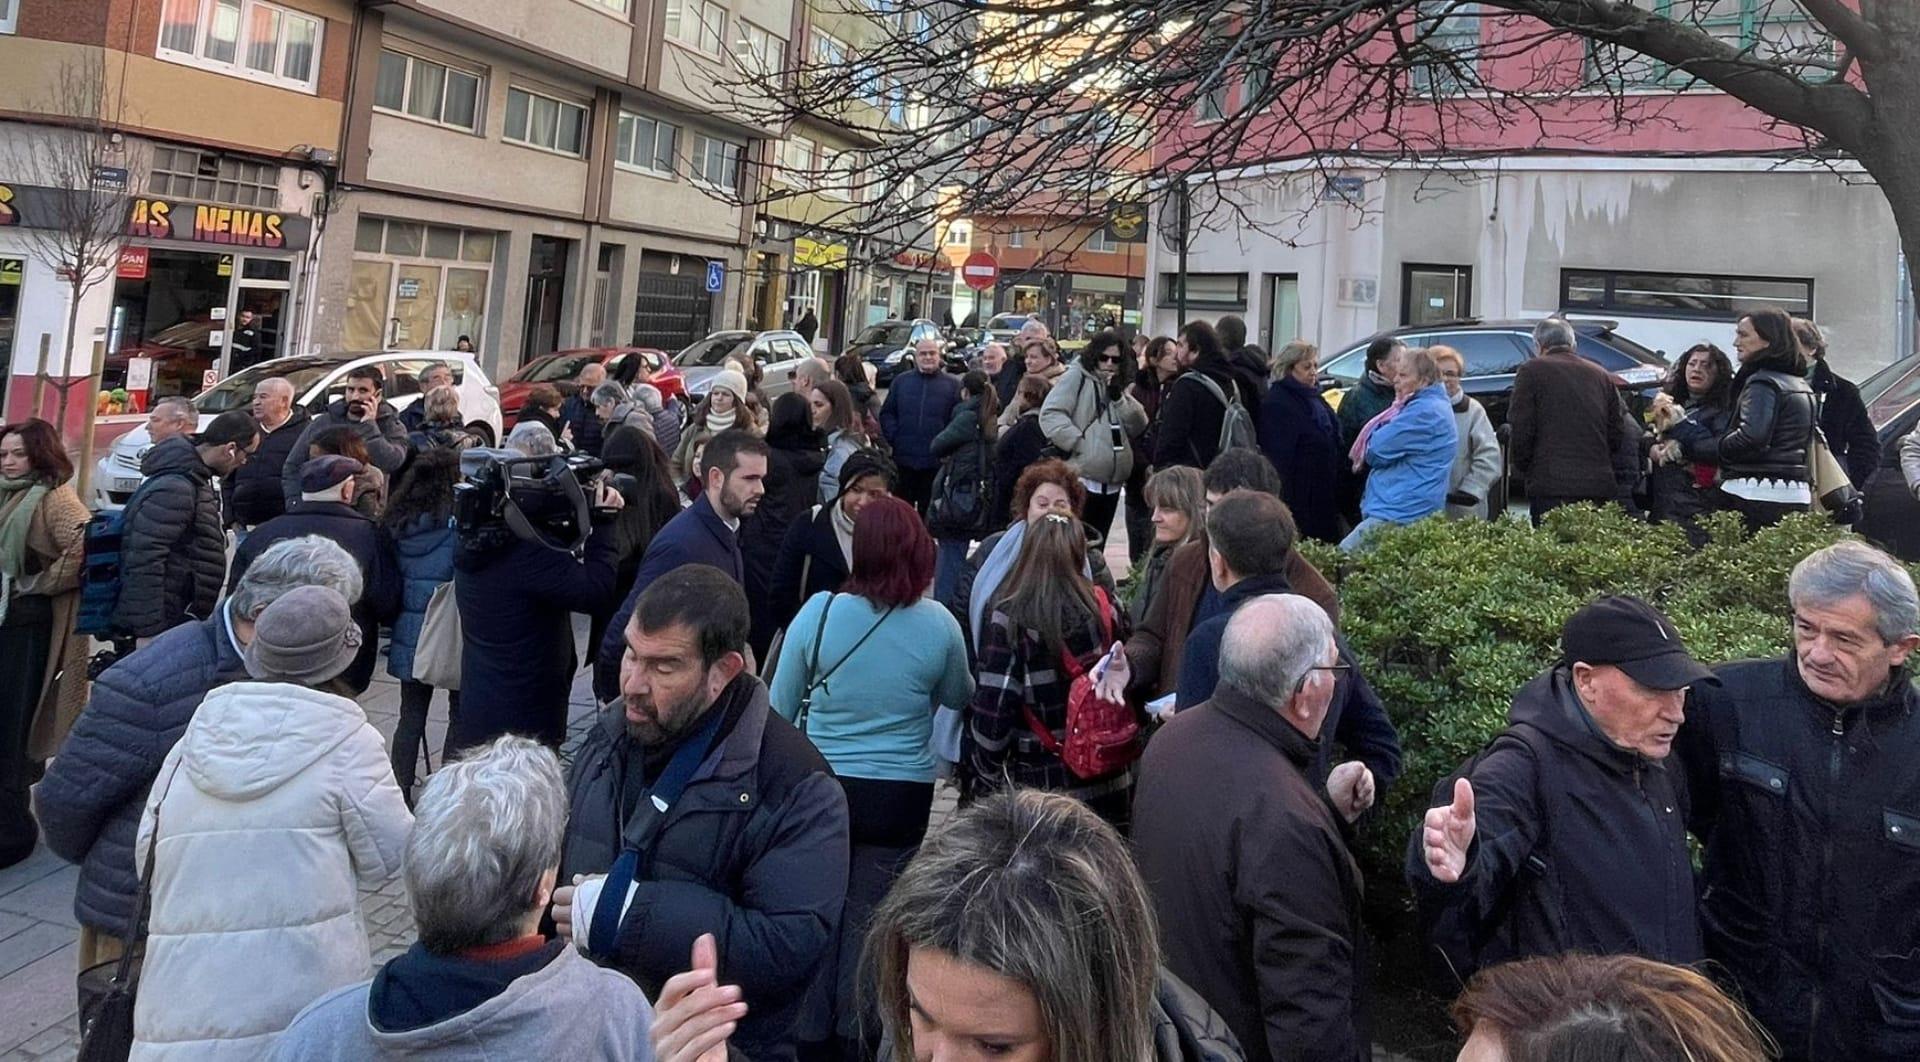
[280,365,411,510]
[450,453,628,752]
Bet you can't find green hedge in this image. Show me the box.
[1296,506,1861,880]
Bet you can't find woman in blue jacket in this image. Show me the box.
[1341,347,1458,551]
[380,447,460,803]
[770,495,973,1056]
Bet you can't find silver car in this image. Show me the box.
[673,330,816,401]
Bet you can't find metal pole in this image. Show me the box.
[1175,177,1190,328]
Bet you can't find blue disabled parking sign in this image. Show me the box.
[705,260,725,293]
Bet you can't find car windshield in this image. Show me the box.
[1863,359,1920,427]
[987,315,1028,332]
[676,335,752,368]
[1319,345,1370,386]
[855,324,914,346]
[514,354,602,383]
[193,356,347,413]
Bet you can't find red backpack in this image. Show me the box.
[1022,588,1140,780]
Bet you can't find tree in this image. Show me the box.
[5,54,131,442]
[708,1,1915,288]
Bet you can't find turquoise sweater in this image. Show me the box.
[770,592,974,783]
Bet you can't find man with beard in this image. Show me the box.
[555,566,850,1062]
[594,429,769,700]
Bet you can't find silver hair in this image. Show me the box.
[153,396,195,421]
[592,381,628,406]
[1219,594,1335,701]
[405,736,569,952]
[1399,346,1442,387]
[1789,541,1920,643]
[792,358,832,391]
[504,421,558,457]
[253,377,295,398]
[631,383,664,413]
[418,361,452,384]
[423,384,461,425]
[1533,318,1578,353]
[1270,340,1318,378]
[228,535,363,619]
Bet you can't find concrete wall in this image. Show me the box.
[609,163,740,242]
[410,0,635,78]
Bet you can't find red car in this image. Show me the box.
[499,347,682,428]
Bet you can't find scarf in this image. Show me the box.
[0,476,49,582]
[969,520,1027,648]
[1349,394,1409,471]
[830,495,856,568]
[1281,375,1339,440]
[705,405,739,432]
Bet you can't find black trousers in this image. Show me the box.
[1123,472,1153,565]
[818,778,933,1057]
[896,465,937,516]
[392,679,462,796]
[1082,490,1121,548]
[0,595,52,868]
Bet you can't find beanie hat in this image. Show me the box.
[243,585,361,685]
[709,368,750,403]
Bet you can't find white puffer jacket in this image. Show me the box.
[132,681,413,1061]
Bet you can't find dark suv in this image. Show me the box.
[1857,357,1920,560]
[1318,318,1669,432]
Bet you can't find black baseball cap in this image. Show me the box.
[1561,595,1717,691]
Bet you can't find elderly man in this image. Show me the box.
[1508,318,1625,525]
[228,377,308,530]
[1409,596,1712,987]
[399,361,455,433]
[561,362,609,456]
[38,536,364,969]
[1677,542,1920,1061]
[790,355,833,395]
[556,566,849,1062]
[145,396,196,445]
[230,456,401,694]
[978,340,1020,406]
[272,737,657,1060]
[878,336,961,515]
[1134,594,1368,1062]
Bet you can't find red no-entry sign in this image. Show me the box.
[962,252,1000,292]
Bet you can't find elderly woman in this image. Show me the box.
[504,420,560,458]
[133,585,412,1059]
[519,384,569,446]
[407,385,471,451]
[271,737,656,1059]
[1341,346,1458,551]
[1256,340,1344,542]
[1128,465,1204,624]
[0,419,88,868]
[1429,346,1502,521]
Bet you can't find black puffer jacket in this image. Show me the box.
[1151,970,1249,1062]
[1154,354,1256,470]
[1697,367,1817,483]
[1680,658,1920,1062]
[34,610,246,934]
[111,435,225,637]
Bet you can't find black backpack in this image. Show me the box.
[929,438,997,537]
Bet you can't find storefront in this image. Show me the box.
[344,215,497,355]
[996,270,1142,340]
[791,236,849,352]
[869,249,953,327]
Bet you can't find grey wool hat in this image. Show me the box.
[243,584,362,685]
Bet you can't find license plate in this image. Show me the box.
[113,477,141,493]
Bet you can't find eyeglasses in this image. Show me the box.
[1098,355,1123,365]
[1292,662,1352,695]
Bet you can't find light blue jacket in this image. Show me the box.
[1361,383,1458,524]
[770,592,973,783]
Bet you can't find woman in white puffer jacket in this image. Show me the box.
[132,584,412,1061]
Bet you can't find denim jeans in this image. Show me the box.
[1338,516,1397,553]
[934,537,971,604]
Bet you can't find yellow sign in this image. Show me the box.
[217,254,234,277]
[794,237,848,270]
[0,258,20,286]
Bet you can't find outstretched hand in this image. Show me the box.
[652,934,745,1062]
[1422,778,1476,884]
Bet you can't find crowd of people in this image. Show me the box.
[0,306,1912,1062]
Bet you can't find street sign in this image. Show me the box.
[117,247,149,279]
[1104,200,1148,244]
[93,166,128,192]
[1323,176,1366,204]
[961,251,999,292]
[705,260,725,293]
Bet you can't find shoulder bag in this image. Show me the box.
[411,580,463,691]
[795,593,894,733]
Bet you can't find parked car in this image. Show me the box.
[500,346,681,427]
[844,318,945,385]
[1858,356,1920,561]
[92,351,502,509]
[985,313,1036,348]
[673,329,814,401]
[1317,318,1668,433]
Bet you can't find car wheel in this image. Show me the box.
[466,422,495,448]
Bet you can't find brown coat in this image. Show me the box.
[1126,531,1339,698]
[14,483,89,759]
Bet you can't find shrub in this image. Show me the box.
[1312,505,1866,882]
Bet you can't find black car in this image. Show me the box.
[1318,318,1669,433]
[846,318,953,384]
[1857,357,1920,560]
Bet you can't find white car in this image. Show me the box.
[673,330,816,401]
[94,350,503,509]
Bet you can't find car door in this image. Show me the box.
[757,337,804,398]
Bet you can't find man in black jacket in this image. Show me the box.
[1409,596,1712,989]
[281,364,411,508]
[1154,321,1254,470]
[113,410,258,642]
[1134,594,1367,1062]
[554,566,849,1062]
[559,362,608,457]
[1677,541,1920,1062]
[229,456,402,694]
[227,376,308,530]
[1216,314,1271,412]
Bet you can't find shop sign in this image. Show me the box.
[124,195,314,251]
[398,277,422,298]
[217,254,234,277]
[93,166,129,193]
[117,246,150,280]
[1103,200,1148,244]
[0,259,20,286]
[892,250,939,270]
[794,237,847,270]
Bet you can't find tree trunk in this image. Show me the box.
[54,278,82,437]
[1855,12,1920,358]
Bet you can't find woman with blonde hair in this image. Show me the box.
[1129,465,1204,623]
[1428,345,1502,521]
[1452,953,1771,1061]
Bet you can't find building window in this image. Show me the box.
[1410,2,1481,95]
[148,146,281,207]
[944,222,971,247]
[156,0,322,93]
[690,134,743,191]
[1157,272,1248,310]
[1195,82,1227,122]
[818,150,858,201]
[1242,64,1271,110]
[0,0,18,34]
[666,0,726,55]
[1086,229,1117,253]
[504,87,589,156]
[346,217,496,352]
[1561,268,1813,320]
[1590,0,1832,87]
[1007,230,1025,248]
[811,31,849,68]
[735,21,785,75]
[374,49,482,132]
[615,112,678,176]
[779,136,815,182]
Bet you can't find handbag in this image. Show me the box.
[411,581,463,691]
[795,594,893,734]
[76,763,182,1062]
[1809,426,1862,518]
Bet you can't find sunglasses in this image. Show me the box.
[1098,355,1123,365]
